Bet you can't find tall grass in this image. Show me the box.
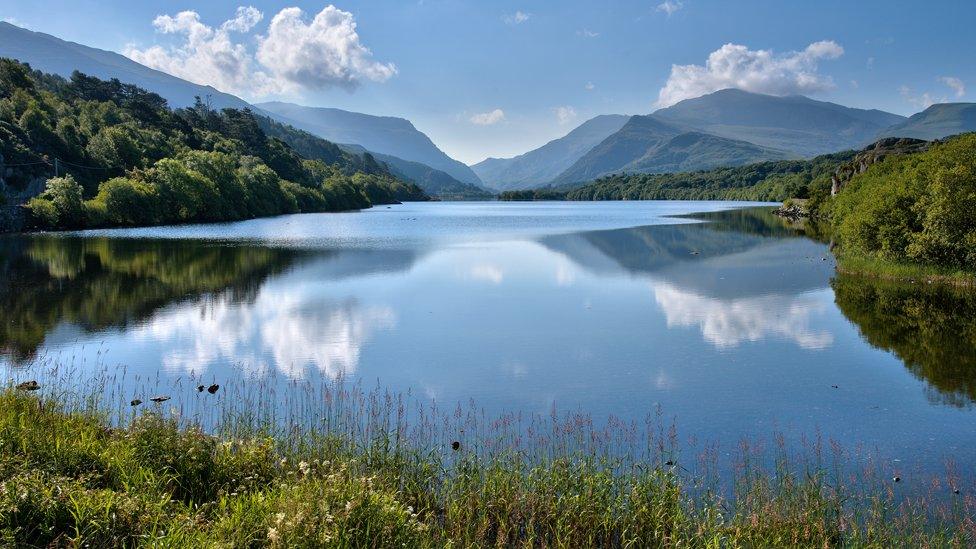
[1,361,974,547]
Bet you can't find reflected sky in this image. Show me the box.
[2,201,975,473]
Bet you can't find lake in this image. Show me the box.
[2,201,975,479]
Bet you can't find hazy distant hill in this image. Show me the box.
[339,144,490,198]
[652,89,906,157]
[257,102,483,187]
[878,103,976,141]
[552,115,789,185]
[471,115,630,191]
[0,22,251,110]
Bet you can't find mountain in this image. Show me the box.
[552,115,789,185]
[652,89,906,157]
[339,145,490,199]
[878,103,976,141]
[256,101,483,188]
[471,115,630,191]
[0,22,251,110]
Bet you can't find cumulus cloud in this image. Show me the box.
[656,0,683,16]
[554,105,577,124]
[470,109,505,125]
[257,6,397,91]
[654,40,844,107]
[125,5,395,97]
[939,76,965,97]
[126,8,273,96]
[504,10,531,24]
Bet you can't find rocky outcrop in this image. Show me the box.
[831,137,930,196]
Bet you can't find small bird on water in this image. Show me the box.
[130,399,142,406]
[207,384,220,394]
[150,395,170,403]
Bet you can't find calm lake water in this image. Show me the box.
[2,201,975,477]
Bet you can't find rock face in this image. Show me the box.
[830,137,930,196]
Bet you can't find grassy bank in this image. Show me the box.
[834,253,976,288]
[1,374,973,548]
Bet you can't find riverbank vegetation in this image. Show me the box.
[0,59,426,232]
[0,371,972,547]
[820,133,976,277]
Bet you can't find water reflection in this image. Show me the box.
[833,275,976,407]
[541,209,836,349]
[0,237,303,362]
[2,205,975,414]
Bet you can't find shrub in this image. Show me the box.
[92,177,158,226]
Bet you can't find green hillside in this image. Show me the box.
[0,59,426,231]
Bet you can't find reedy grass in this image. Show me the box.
[0,361,974,547]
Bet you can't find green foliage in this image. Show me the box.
[563,150,854,202]
[826,133,976,269]
[0,58,427,232]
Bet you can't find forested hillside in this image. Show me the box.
[559,150,854,202]
[0,59,426,231]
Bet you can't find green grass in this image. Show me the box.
[0,373,973,547]
[835,252,976,288]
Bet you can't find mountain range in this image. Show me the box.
[479,89,972,190]
[3,20,976,196]
[256,101,483,187]
[471,115,630,191]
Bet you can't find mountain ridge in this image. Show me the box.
[470,114,630,191]
[257,101,484,188]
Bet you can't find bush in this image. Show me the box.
[92,177,158,226]
[25,197,58,229]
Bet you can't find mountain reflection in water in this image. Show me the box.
[0,204,974,417]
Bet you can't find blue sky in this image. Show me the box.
[2,1,973,164]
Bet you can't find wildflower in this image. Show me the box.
[267,527,279,543]
[299,461,310,476]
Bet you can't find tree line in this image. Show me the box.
[0,58,427,230]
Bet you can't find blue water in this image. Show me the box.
[2,201,974,479]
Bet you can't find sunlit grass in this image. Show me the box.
[835,252,976,287]
[1,363,974,547]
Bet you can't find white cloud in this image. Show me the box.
[554,105,577,124]
[221,6,263,32]
[900,85,943,109]
[470,109,505,125]
[584,81,596,91]
[125,5,395,97]
[505,10,531,25]
[1,16,29,29]
[656,0,683,16]
[256,6,397,91]
[577,29,599,38]
[126,9,273,96]
[654,40,844,108]
[939,76,965,98]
